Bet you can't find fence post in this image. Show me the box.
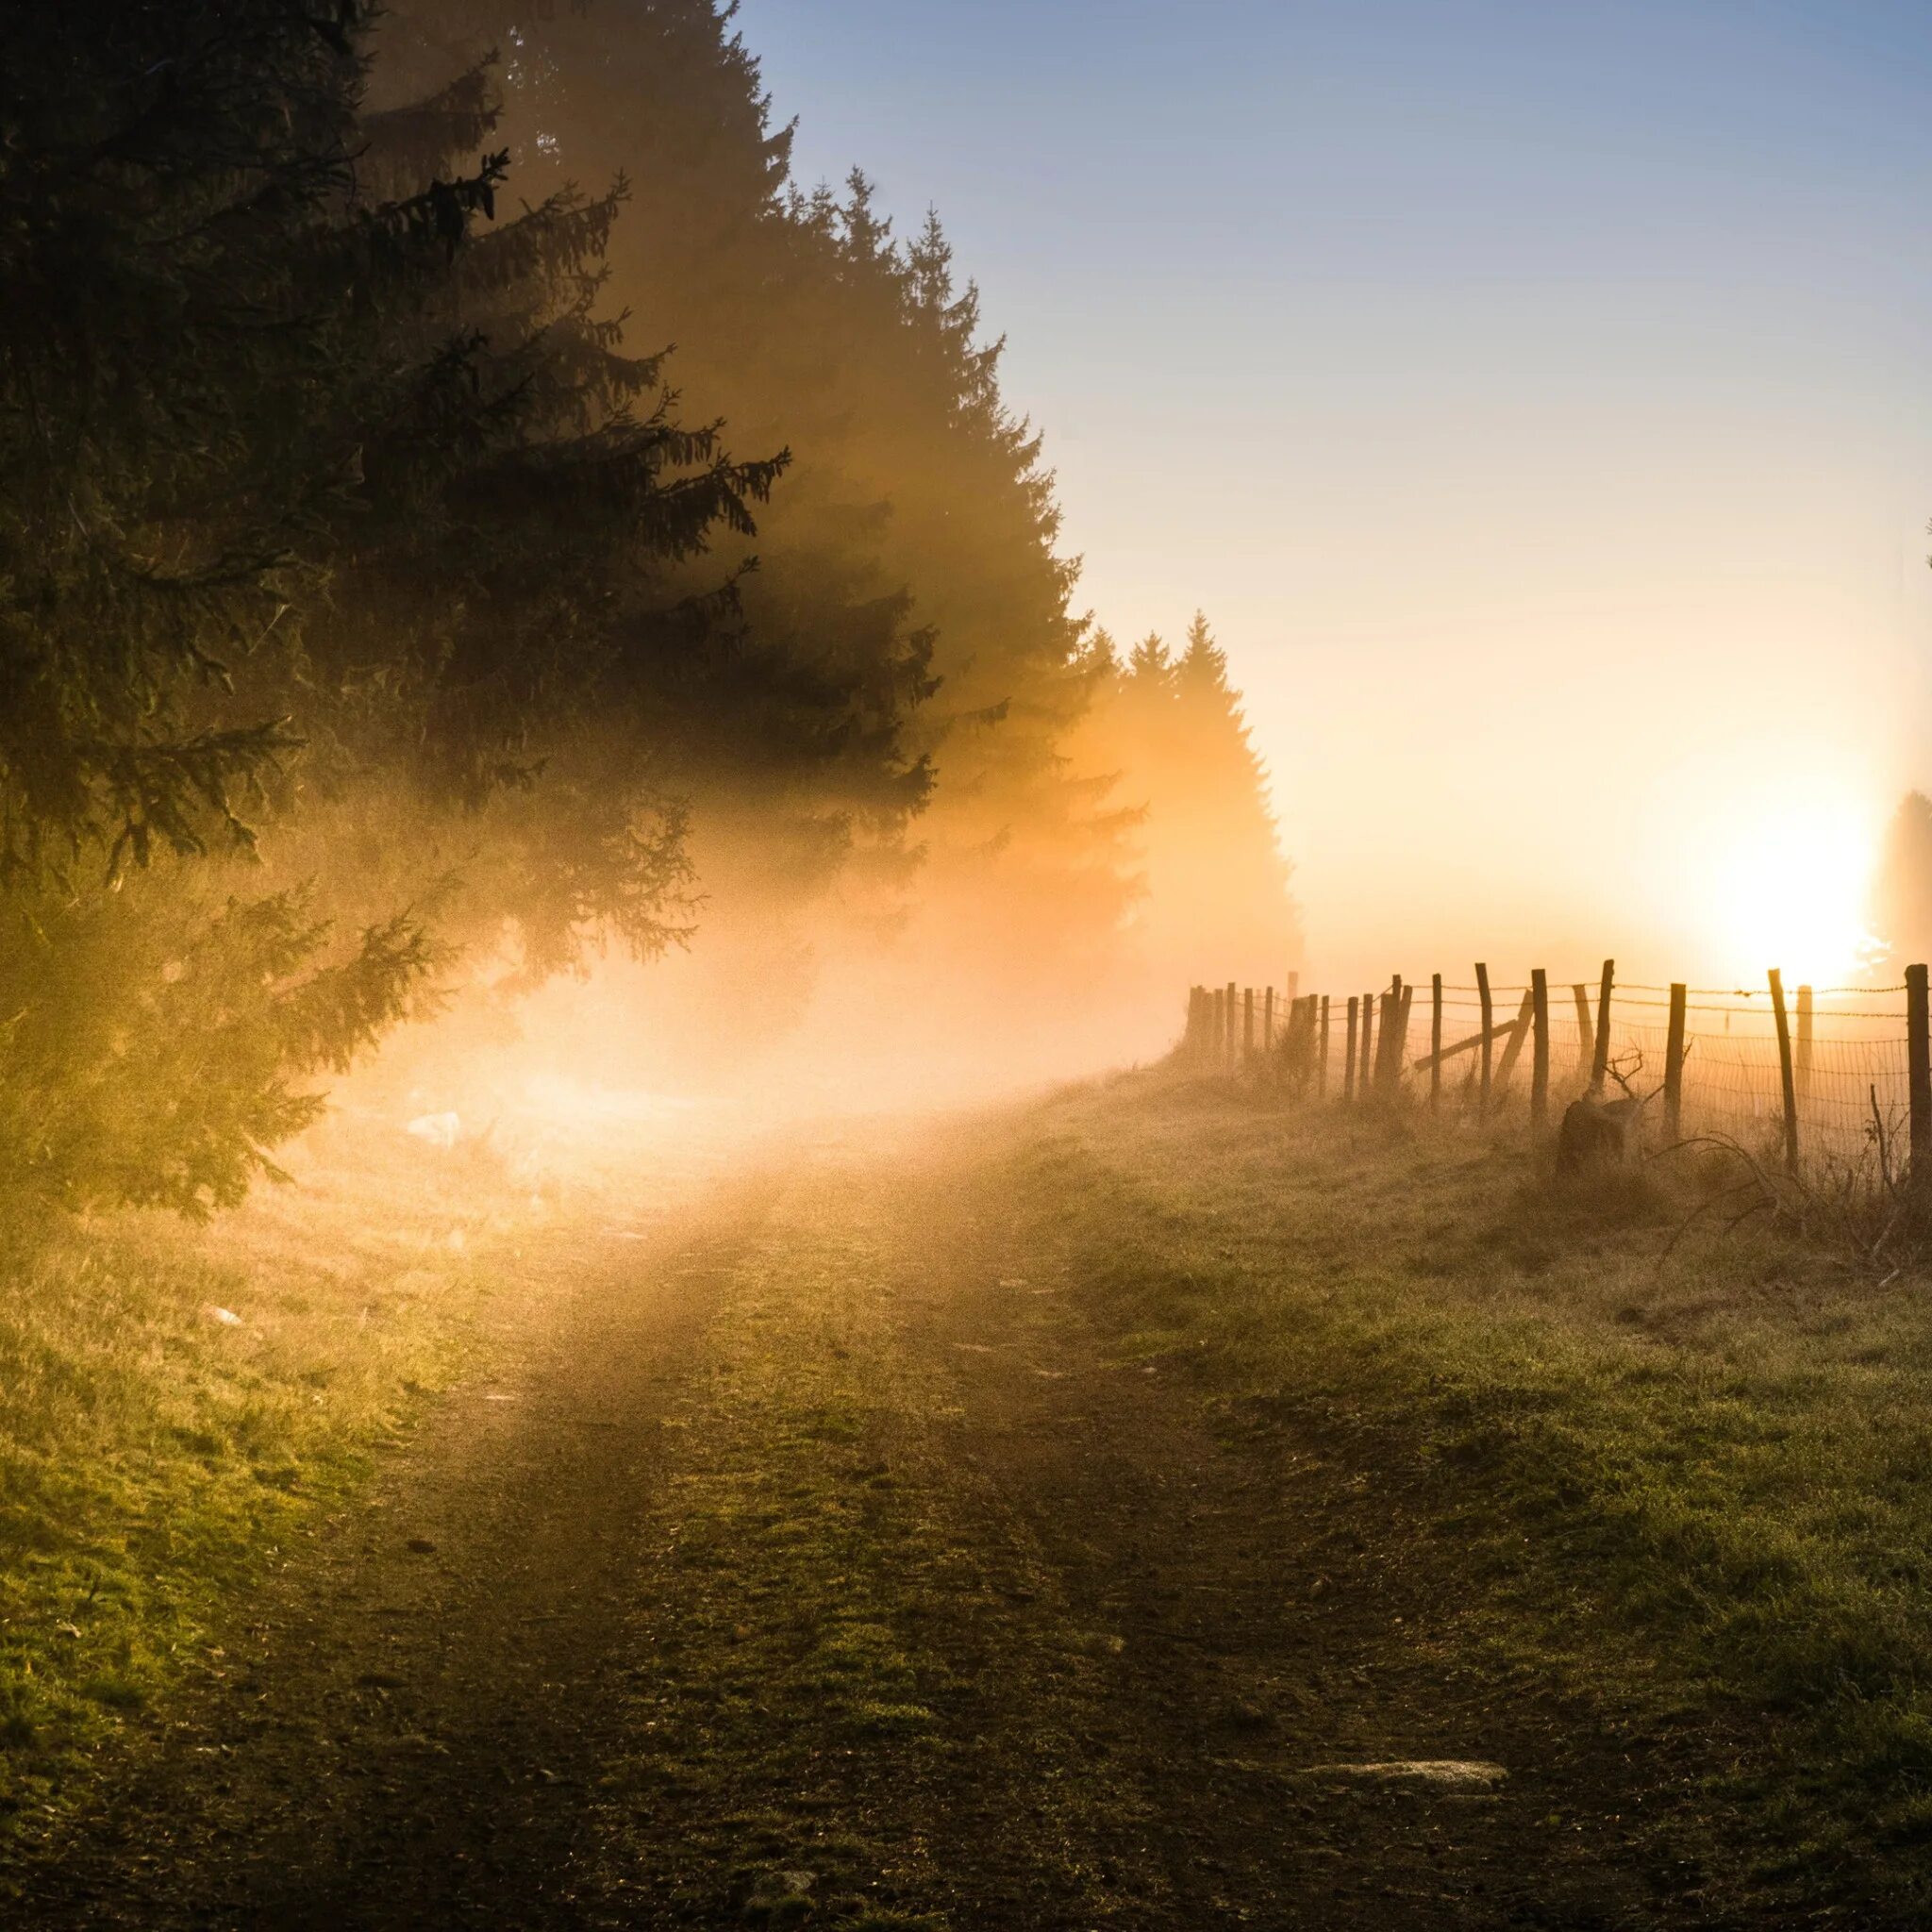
[1263,985,1275,1058]
[1770,968,1798,1176]
[1664,982,1688,1142]
[1396,982,1415,1094]
[1359,992,1375,1104]
[1908,964,1930,1183]
[1318,994,1331,1098]
[1430,974,1443,1112]
[1289,971,1300,1007]
[1591,958,1615,1091]
[1493,989,1535,1097]
[1572,983,1594,1084]
[1375,975,1404,1093]
[1243,987,1256,1065]
[1225,981,1239,1070]
[1344,995,1359,1101]
[1530,969,1550,1129]
[1795,983,1813,1111]
[1475,962,1492,1118]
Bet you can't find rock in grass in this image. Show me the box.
[1303,1759,1506,1790]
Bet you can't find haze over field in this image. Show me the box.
[742,0,1932,988]
[19,9,1932,1925]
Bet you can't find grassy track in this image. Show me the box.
[1004,1072,1932,1917]
[0,1117,559,1837]
[5,1071,1931,1924]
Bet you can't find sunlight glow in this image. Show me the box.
[1705,793,1880,987]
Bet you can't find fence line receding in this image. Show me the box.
[1180,959,1932,1189]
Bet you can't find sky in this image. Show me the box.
[738,0,1932,991]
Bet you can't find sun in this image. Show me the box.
[1704,793,1880,988]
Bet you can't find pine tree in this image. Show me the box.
[384,1,1130,1053]
[0,3,821,1206]
[1077,613,1299,999]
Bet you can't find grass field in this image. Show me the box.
[6,1065,1932,1922]
[1008,1071,1932,1912]
[0,1111,555,1831]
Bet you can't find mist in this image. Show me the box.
[13,6,1932,1923]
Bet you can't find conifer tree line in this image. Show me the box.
[0,0,1296,1212]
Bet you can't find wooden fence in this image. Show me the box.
[1181,961,1932,1183]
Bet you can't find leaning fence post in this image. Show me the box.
[1770,968,1799,1176]
[1573,983,1594,1083]
[1359,992,1375,1104]
[1344,995,1359,1101]
[1492,989,1535,1099]
[1475,962,1492,1117]
[1591,959,1616,1091]
[1908,964,1930,1183]
[1664,982,1688,1142]
[1530,969,1550,1129]
[1318,995,1331,1098]
[1430,974,1443,1113]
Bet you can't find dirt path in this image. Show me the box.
[8,1117,1720,1927]
[9,1176,783,1930]
[882,1131,1689,1929]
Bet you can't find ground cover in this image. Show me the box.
[8,1069,1928,1925]
[0,1110,553,1838]
[1008,1071,1932,1920]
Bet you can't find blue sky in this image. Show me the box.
[738,0,1932,981]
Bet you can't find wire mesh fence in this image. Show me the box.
[1180,964,1930,1191]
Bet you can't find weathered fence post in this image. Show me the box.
[1359,992,1375,1104]
[1263,985,1275,1058]
[1591,958,1615,1091]
[1375,976,1404,1093]
[1573,983,1594,1083]
[1243,987,1256,1065]
[1795,983,1813,1111]
[1395,981,1415,1093]
[1475,962,1492,1117]
[1493,989,1535,1098]
[1430,973,1443,1113]
[1210,987,1224,1066]
[1908,963,1930,1183]
[1318,995,1331,1098]
[1225,981,1238,1070]
[1770,968,1799,1176]
[1664,982,1688,1142]
[1344,995,1359,1101]
[1530,969,1550,1129]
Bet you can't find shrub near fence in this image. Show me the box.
[1181,961,1932,1189]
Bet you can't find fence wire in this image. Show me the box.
[1182,974,1919,1188]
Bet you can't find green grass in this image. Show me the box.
[1005,1070,1932,1912]
[0,1115,547,1833]
[587,1167,1142,1927]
